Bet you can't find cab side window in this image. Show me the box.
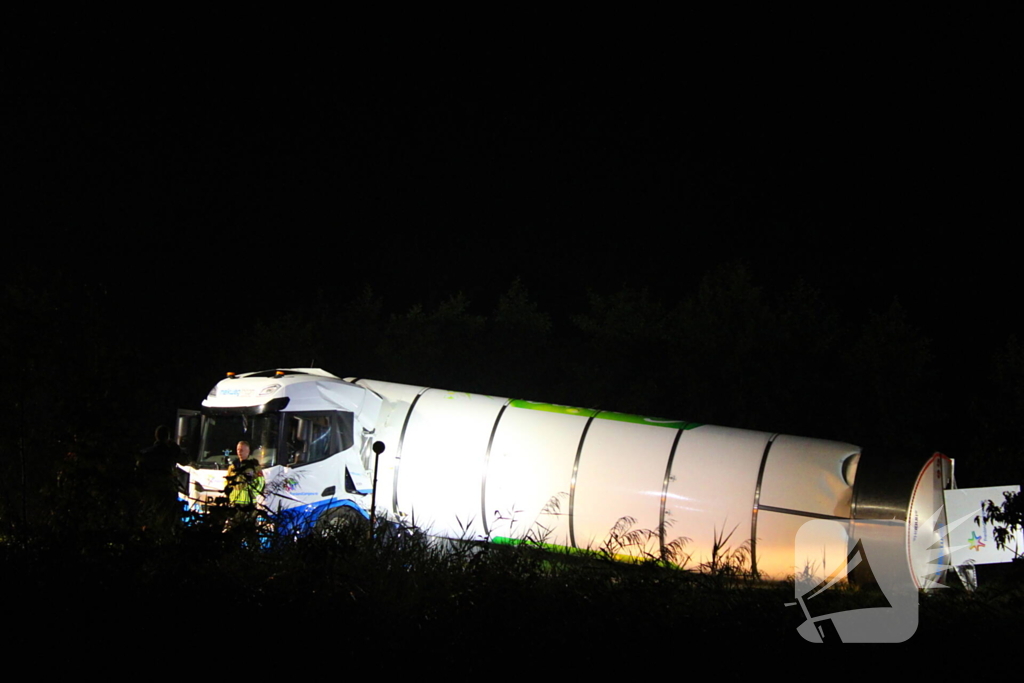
[283,411,354,467]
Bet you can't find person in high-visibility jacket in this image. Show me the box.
[225,441,264,507]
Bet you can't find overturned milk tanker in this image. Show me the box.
[176,368,989,588]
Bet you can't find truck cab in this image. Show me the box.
[177,369,382,532]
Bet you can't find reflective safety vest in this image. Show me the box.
[225,459,264,506]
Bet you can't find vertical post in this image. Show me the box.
[368,441,385,539]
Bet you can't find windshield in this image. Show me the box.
[196,410,355,470]
[198,413,282,469]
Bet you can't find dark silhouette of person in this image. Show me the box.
[137,425,186,534]
[139,425,185,475]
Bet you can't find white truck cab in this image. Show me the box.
[178,369,382,533]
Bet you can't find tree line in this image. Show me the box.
[2,262,1023,532]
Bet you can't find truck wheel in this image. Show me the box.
[317,506,367,535]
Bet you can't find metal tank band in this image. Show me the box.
[393,386,431,515]
[480,399,513,537]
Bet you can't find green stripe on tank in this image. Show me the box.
[492,536,686,567]
[593,410,699,430]
[508,399,700,430]
[507,400,598,418]
[492,536,567,551]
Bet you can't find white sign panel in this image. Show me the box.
[944,486,1022,567]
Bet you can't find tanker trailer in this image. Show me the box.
[177,368,969,587]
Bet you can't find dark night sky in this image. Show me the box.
[6,38,1019,409]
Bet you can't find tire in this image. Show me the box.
[316,505,368,535]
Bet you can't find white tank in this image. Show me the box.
[350,378,870,579]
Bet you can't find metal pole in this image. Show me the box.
[368,441,385,539]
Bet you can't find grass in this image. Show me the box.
[5,484,1012,655]
[2,503,803,650]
